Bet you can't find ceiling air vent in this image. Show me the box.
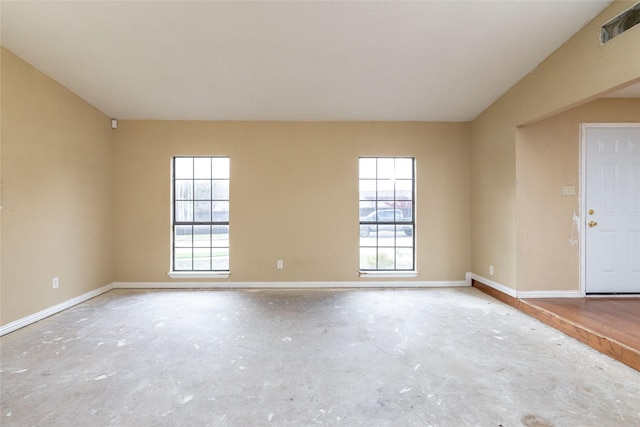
[601,2,640,43]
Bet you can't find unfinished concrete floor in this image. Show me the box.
[1,287,639,426]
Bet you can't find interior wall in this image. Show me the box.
[470,0,640,291]
[516,98,640,292]
[2,1,638,328]
[113,121,471,283]
[0,48,114,325]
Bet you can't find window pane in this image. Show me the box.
[175,158,193,179]
[377,230,396,247]
[395,158,413,179]
[175,201,193,222]
[195,201,212,222]
[396,248,414,270]
[213,202,229,221]
[212,180,229,200]
[194,248,211,270]
[375,205,395,220]
[359,202,375,219]
[377,248,396,270]
[360,247,377,270]
[174,226,193,248]
[194,157,212,179]
[396,208,413,222]
[212,157,230,179]
[377,179,394,200]
[377,158,395,179]
[359,158,377,179]
[395,179,413,200]
[360,224,377,240]
[212,226,229,247]
[193,225,211,247]
[174,248,192,270]
[175,180,193,200]
[360,235,377,247]
[212,248,229,270]
[397,225,413,243]
[359,179,376,200]
[194,180,211,200]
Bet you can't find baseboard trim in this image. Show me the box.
[0,283,115,336]
[1,277,472,336]
[470,274,516,297]
[113,279,472,289]
[517,290,583,299]
[470,276,583,299]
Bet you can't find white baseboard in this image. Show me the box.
[0,282,115,336]
[516,290,582,299]
[470,273,517,298]
[471,274,584,299]
[1,277,472,336]
[113,279,472,289]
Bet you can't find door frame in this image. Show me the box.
[579,123,640,296]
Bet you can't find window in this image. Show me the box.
[359,157,415,271]
[172,157,229,272]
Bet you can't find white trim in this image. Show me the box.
[580,123,640,297]
[113,280,471,289]
[516,290,582,299]
[472,274,583,299]
[470,273,517,298]
[358,271,418,278]
[167,271,230,279]
[586,293,640,298]
[580,124,588,297]
[1,277,472,336]
[0,283,115,336]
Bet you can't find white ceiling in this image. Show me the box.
[0,1,619,122]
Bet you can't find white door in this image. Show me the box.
[585,125,640,294]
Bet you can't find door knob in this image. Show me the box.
[588,221,598,228]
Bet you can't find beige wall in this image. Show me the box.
[2,0,639,326]
[1,48,114,325]
[516,99,640,292]
[471,1,640,291]
[113,121,471,283]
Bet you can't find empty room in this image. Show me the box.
[1,1,639,426]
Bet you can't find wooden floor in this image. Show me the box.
[472,280,640,371]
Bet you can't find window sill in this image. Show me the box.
[167,271,230,279]
[359,271,418,278]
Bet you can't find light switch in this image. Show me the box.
[561,186,576,196]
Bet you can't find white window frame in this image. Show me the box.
[358,157,416,276]
[168,156,230,279]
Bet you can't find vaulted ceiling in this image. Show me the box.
[2,1,627,121]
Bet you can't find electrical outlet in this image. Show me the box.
[52,277,59,289]
[277,260,284,269]
[489,265,494,276]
